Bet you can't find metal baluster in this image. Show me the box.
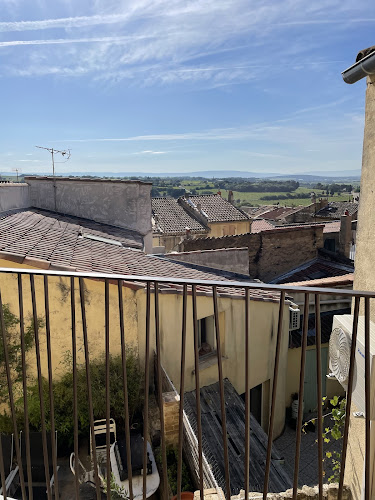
[118,280,134,500]
[364,297,370,500]
[263,291,285,499]
[244,288,250,500]
[71,276,80,500]
[338,297,360,500]
[44,276,59,499]
[213,286,231,499]
[177,284,188,500]
[314,294,323,500]
[79,278,101,499]
[292,293,309,500]
[143,282,151,500]
[192,285,204,500]
[105,279,111,500]
[18,274,33,500]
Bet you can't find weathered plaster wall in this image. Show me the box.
[165,248,250,275]
[136,290,290,438]
[208,220,251,238]
[0,258,139,380]
[26,176,152,238]
[0,184,30,212]
[348,75,375,500]
[180,226,324,282]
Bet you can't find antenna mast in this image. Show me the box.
[35,146,71,176]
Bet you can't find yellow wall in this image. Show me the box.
[138,290,290,437]
[0,259,139,381]
[0,258,288,438]
[208,220,250,238]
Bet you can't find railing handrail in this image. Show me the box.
[0,266,371,298]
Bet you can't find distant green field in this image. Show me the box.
[178,184,352,207]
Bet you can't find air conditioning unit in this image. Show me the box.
[289,306,300,331]
[329,315,375,419]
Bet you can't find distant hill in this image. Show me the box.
[3,169,361,182]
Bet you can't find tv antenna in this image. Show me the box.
[12,168,21,182]
[35,146,71,176]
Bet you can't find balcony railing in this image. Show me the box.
[0,267,372,500]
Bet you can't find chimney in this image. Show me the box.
[196,202,202,212]
[217,191,222,196]
[310,192,316,204]
[228,190,234,204]
[339,214,353,258]
[25,176,153,251]
[185,227,192,239]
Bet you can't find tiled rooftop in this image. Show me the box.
[250,219,275,233]
[315,201,358,219]
[183,194,250,223]
[272,257,354,284]
[323,221,341,233]
[259,206,303,220]
[284,272,353,287]
[152,197,207,235]
[0,208,278,301]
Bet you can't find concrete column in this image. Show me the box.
[162,391,180,447]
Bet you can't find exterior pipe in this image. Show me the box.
[342,50,375,84]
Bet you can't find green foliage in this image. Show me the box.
[102,473,129,499]
[302,396,346,483]
[156,446,194,495]
[11,351,143,451]
[0,304,37,404]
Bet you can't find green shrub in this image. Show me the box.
[8,351,143,451]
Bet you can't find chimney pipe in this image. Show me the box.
[228,190,234,204]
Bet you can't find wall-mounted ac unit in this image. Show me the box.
[289,306,300,331]
[329,315,375,419]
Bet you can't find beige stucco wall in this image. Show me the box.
[346,75,375,499]
[138,290,290,438]
[0,257,289,439]
[208,220,250,238]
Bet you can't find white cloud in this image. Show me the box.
[1,0,373,87]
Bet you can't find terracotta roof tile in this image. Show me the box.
[323,221,341,233]
[284,273,354,287]
[250,219,275,233]
[152,197,207,235]
[315,202,358,219]
[0,208,279,302]
[186,194,250,223]
[272,257,354,284]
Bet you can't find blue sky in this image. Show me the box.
[0,0,374,175]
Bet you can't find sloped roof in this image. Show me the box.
[184,379,292,494]
[259,206,301,220]
[186,194,250,223]
[251,219,275,233]
[315,202,358,219]
[152,197,207,235]
[289,308,351,349]
[0,208,279,301]
[323,221,341,233]
[271,257,354,284]
[284,273,353,288]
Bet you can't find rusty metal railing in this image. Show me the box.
[0,267,373,500]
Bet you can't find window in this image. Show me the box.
[198,315,216,357]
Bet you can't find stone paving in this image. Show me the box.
[274,412,343,488]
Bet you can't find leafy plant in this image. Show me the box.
[302,395,346,483]
[102,472,129,499]
[0,305,39,404]
[10,351,143,451]
[156,446,194,495]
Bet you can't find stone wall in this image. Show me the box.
[25,176,152,238]
[194,484,351,500]
[166,248,250,275]
[0,184,30,212]
[180,226,324,282]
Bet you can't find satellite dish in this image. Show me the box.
[329,327,351,387]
